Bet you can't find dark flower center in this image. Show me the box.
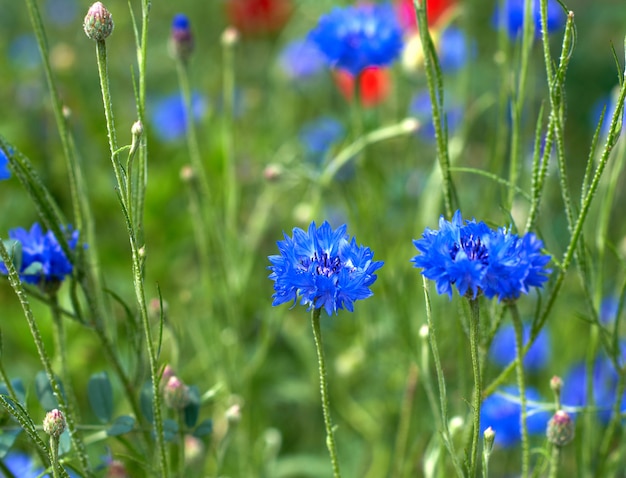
[301,252,342,277]
[451,234,489,264]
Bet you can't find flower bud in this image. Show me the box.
[84,2,114,41]
[170,14,194,62]
[131,120,144,138]
[547,410,575,447]
[163,376,190,409]
[43,409,66,438]
[106,460,129,478]
[225,404,242,424]
[221,27,239,47]
[483,426,495,453]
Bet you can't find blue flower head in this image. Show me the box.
[308,3,404,76]
[279,38,327,80]
[0,223,79,287]
[411,211,551,301]
[489,323,550,372]
[492,0,565,39]
[0,148,10,180]
[268,221,384,316]
[481,386,551,448]
[150,92,207,142]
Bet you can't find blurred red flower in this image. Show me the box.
[225,0,292,36]
[396,0,455,31]
[334,67,391,108]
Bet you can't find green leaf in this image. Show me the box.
[58,428,71,456]
[107,415,136,436]
[0,379,26,404]
[0,429,21,458]
[35,371,64,410]
[87,372,113,423]
[139,381,153,423]
[162,419,178,442]
[183,385,200,429]
[193,418,213,438]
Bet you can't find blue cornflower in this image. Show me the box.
[279,38,326,80]
[409,91,463,141]
[0,223,79,286]
[150,92,207,142]
[268,221,383,316]
[438,27,475,72]
[411,211,551,300]
[308,3,404,76]
[298,117,345,158]
[481,386,551,448]
[0,148,10,180]
[492,0,565,39]
[489,323,550,372]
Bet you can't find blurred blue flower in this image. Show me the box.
[150,92,207,142]
[591,91,625,139]
[438,27,475,72]
[45,0,78,27]
[489,323,550,372]
[0,223,79,286]
[1,453,36,477]
[409,91,463,141]
[492,0,565,39]
[600,296,619,325]
[279,38,327,80]
[481,386,551,448]
[308,3,403,76]
[298,117,345,158]
[0,149,10,180]
[268,221,384,316]
[411,211,551,300]
[9,35,40,70]
[561,356,626,424]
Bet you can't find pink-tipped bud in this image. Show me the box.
[163,376,190,409]
[43,409,66,438]
[225,404,242,424]
[84,2,114,41]
[547,410,575,447]
[106,460,129,478]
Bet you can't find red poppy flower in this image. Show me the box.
[334,67,391,108]
[225,0,293,36]
[396,0,455,31]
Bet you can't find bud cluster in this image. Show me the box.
[43,409,66,438]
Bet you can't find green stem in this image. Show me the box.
[391,362,418,477]
[0,241,91,476]
[468,297,482,478]
[177,410,186,477]
[422,277,464,476]
[93,38,168,477]
[548,446,560,478]
[221,30,238,239]
[412,0,454,217]
[49,436,61,478]
[510,304,529,477]
[310,308,341,478]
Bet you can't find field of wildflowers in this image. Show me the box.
[1,0,626,476]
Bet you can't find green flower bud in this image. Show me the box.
[547,410,575,447]
[84,2,114,41]
[43,409,66,438]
